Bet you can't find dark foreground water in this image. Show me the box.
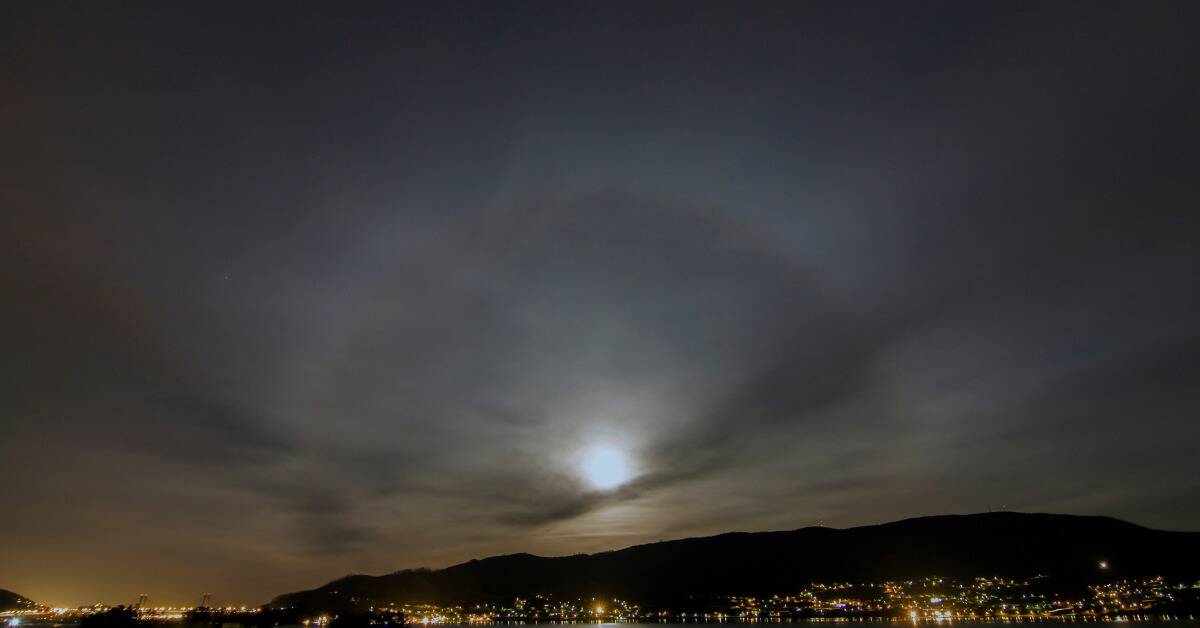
[397,621,1200,627]
[473,620,1200,625]
[602,621,1200,624]
[13,623,1200,628]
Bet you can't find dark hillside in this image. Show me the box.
[271,512,1200,612]
[0,589,40,612]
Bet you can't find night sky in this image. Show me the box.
[3,0,1200,608]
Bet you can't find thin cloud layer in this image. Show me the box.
[2,0,1199,607]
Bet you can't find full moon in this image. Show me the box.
[581,445,631,490]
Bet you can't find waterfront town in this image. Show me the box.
[5,575,1198,625]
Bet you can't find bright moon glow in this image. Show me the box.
[581,446,631,490]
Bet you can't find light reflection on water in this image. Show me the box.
[501,619,1195,624]
[9,619,1200,624]
[438,621,1200,627]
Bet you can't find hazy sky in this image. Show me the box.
[3,0,1200,608]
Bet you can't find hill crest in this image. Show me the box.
[0,589,40,612]
[270,512,1200,612]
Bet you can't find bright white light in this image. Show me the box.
[581,445,630,490]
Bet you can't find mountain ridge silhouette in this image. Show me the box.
[0,588,39,611]
[269,512,1200,611]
